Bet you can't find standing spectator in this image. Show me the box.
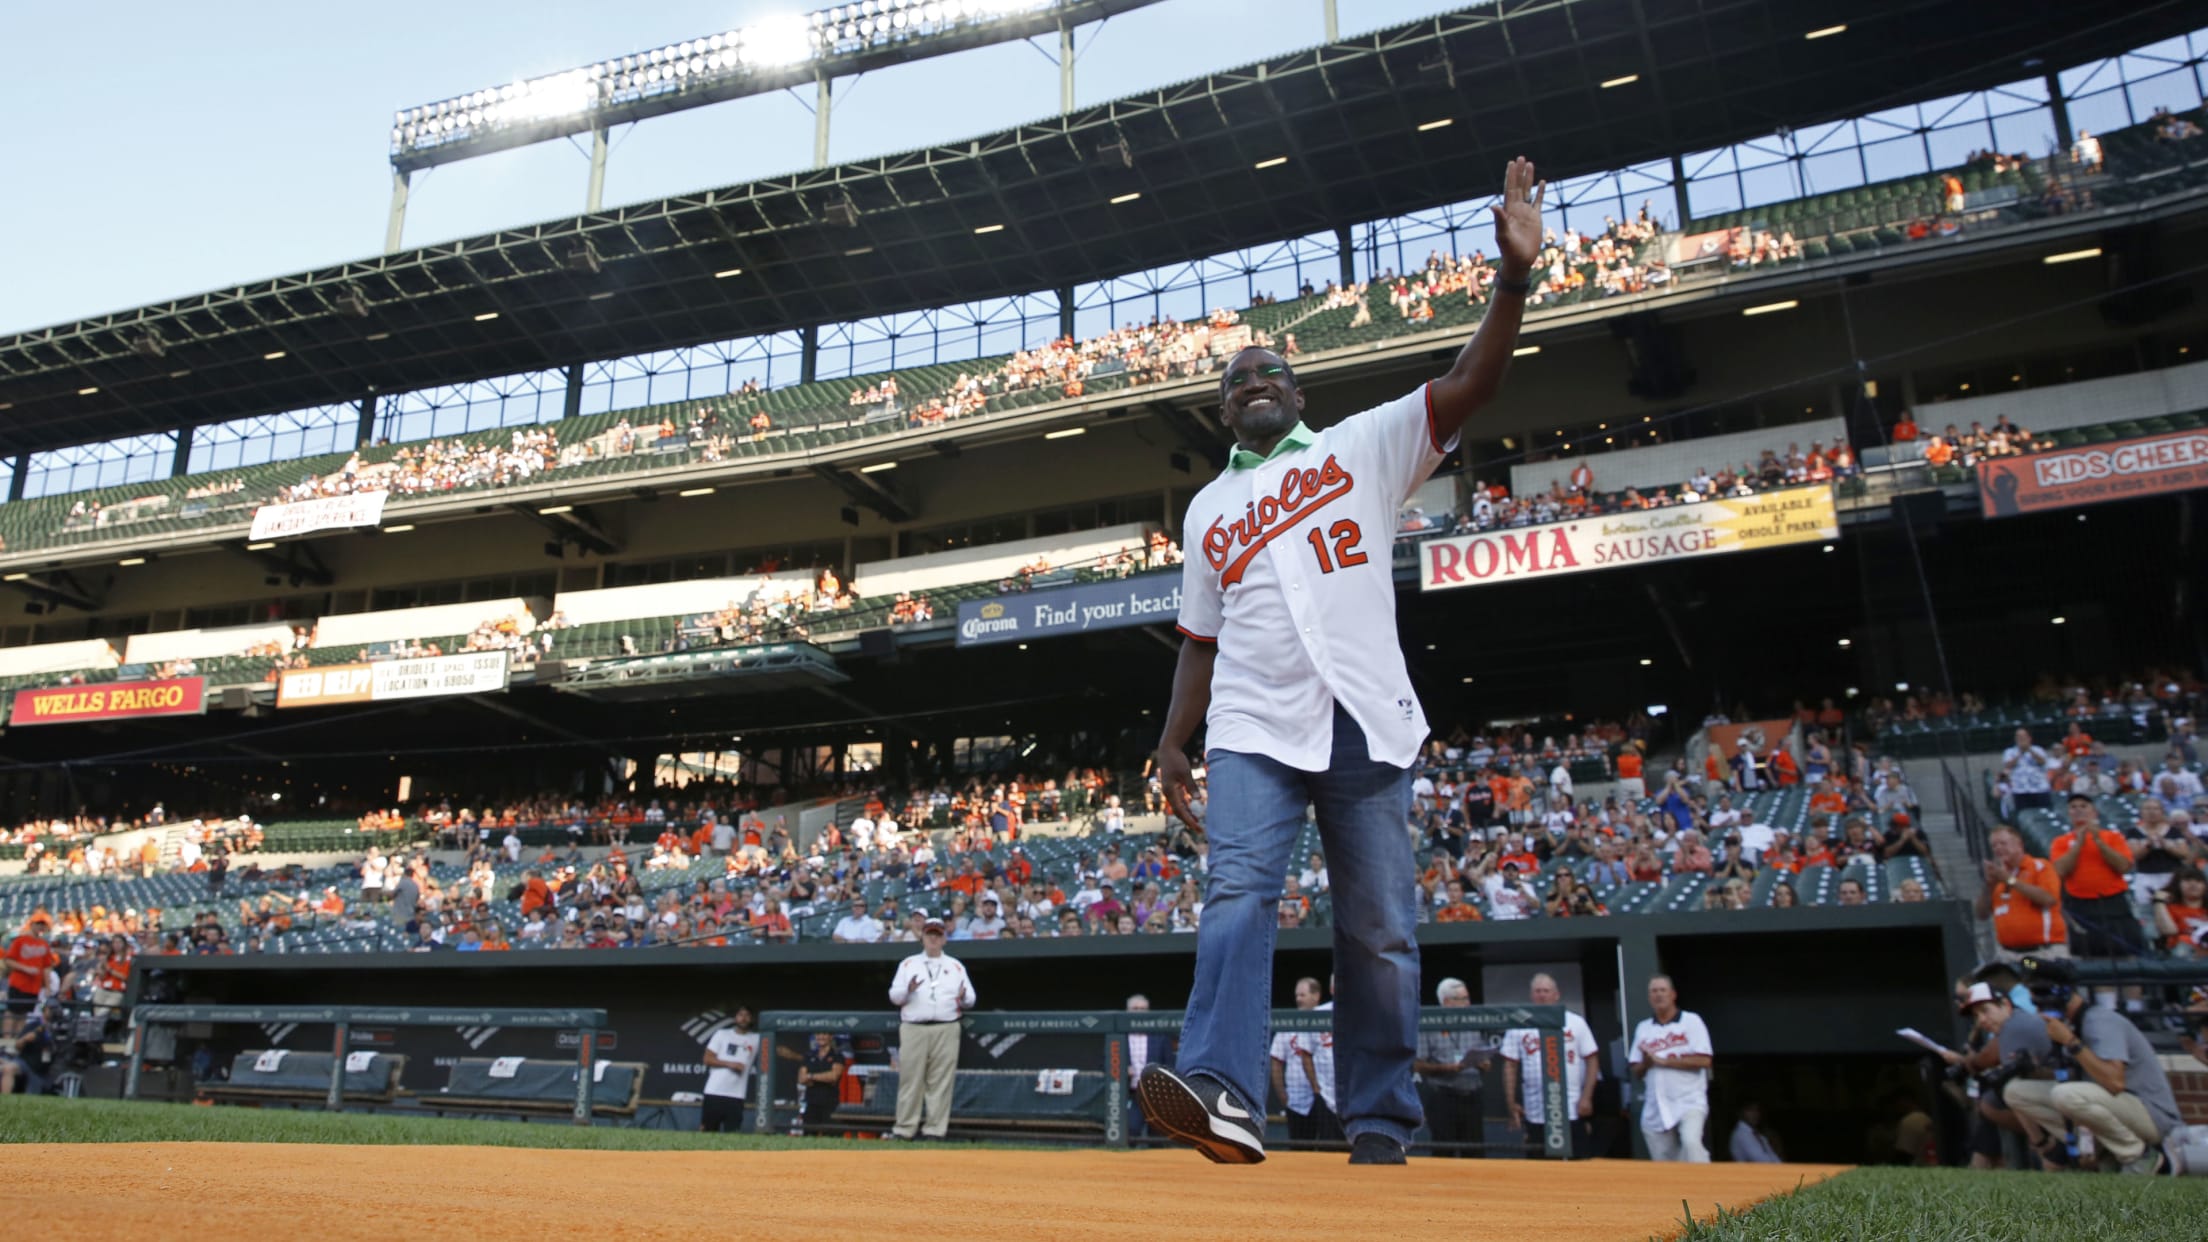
[1288,977,1343,1143]
[390,866,421,928]
[2,914,54,1042]
[1976,828,2067,962]
[790,1031,844,1136]
[1629,975,1713,1162]
[888,916,974,1141]
[1268,976,1324,1146]
[2050,793,2143,959]
[1729,1101,1782,1163]
[361,846,388,905]
[1412,977,1491,1157]
[699,1006,760,1133]
[2002,729,2053,817]
[1615,742,1646,801]
[1501,972,1601,1158]
[1126,993,1164,1142]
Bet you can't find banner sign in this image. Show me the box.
[1420,485,1838,592]
[1976,430,2208,519]
[249,491,389,541]
[955,573,1183,648]
[9,677,207,726]
[278,652,509,708]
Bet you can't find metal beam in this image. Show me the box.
[586,125,610,212]
[514,503,620,557]
[811,464,911,523]
[1058,20,1075,114]
[383,170,410,255]
[6,571,100,613]
[227,541,335,588]
[814,71,833,169]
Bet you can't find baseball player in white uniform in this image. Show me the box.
[1500,973,1601,1157]
[1628,974,1714,1161]
[1138,157,1549,1166]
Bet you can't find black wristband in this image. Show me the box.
[1494,274,1531,296]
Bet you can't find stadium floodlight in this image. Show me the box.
[1805,24,1847,39]
[1109,191,1141,204]
[1601,73,1640,88]
[1741,299,1798,316]
[389,0,1166,173]
[2042,247,2101,264]
[1512,344,1541,357]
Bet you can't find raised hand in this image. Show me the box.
[1491,156,1545,278]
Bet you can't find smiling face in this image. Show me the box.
[1218,347,1305,447]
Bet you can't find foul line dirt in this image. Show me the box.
[1,1143,1848,1241]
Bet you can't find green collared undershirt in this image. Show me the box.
[1226,421,1316,470]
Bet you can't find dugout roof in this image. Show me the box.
[0,0,2188,457]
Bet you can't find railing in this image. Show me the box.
[1940,757,1996,869]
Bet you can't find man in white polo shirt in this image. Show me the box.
[1629,975,1714,1162]
[1138,156,1548,1167]
[888,915,975,1140]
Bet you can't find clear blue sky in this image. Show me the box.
[0,0,1462,336]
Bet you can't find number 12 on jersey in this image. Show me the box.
[1305,519,1368,574]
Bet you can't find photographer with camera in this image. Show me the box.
[2002,976,2182,1175]
[1948,981,2059,1168]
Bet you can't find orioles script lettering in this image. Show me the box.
[1202,453,1356,587]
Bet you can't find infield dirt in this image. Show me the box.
[4,1142,1844,1241]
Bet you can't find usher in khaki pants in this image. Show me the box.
[895,1020,961,1139]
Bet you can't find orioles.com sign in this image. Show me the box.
[1419,485,1839,592]
[9,677,207,726]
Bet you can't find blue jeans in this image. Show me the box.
[1175,702,1422,1146]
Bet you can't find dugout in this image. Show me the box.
[127,903,1971,1160]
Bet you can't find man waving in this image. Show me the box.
[1139,158,1546,1166]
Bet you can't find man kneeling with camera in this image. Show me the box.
[1981,963,2183,1175]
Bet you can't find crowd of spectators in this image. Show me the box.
[1437,440,1857,535]
[660,570,856,654]
[275,428,559,505]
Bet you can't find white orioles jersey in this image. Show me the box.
[1177,384,1454,772]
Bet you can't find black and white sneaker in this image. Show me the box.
[1137,1065,1265,1164]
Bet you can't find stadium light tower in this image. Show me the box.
[382,0,1167,252]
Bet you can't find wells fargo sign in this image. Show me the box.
[9,677,207,726]
[1420,485,1839,592]
[1976,430,2208,519]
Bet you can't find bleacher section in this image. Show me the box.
[1875,699,2162,757]
[0,777,1955,960]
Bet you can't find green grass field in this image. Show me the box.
[1672,1165,2208,1242]
[0,1094,836,1150]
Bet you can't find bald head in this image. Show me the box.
[1530,973,1561,1004]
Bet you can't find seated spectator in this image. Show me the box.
[1892,413,1919,443]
